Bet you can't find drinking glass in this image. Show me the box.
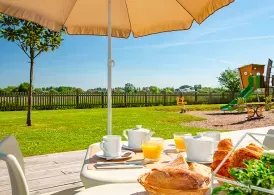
[173,132,192,152]
[142,137,164,162]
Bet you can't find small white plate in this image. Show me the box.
[186,158,213,164]
[122,144,142,152]
[95,150,135,160]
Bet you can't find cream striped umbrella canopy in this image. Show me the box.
[0,0,234,134]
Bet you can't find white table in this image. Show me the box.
[80,127,273,189]
[75,183,220,195]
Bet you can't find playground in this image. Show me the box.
[185,110,274,130]
[179,60,274,130]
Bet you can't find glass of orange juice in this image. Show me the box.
[142,137,164,162]
[173,132,192,152]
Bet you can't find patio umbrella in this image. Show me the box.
[0,0,234,135]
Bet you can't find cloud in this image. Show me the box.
[115,35,274,50]
[204,58,238,66]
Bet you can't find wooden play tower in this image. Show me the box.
[238,59,274,97]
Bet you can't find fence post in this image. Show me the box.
[221,92,225,103]
[76,91,79,108]
[101,92,104,108]
[16,93,19,110]
[209,92,212,104]
[163,91,167,106]
[124,93,127,107]
[195,90,198,103]
[145,92,148,106]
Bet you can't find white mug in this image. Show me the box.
[100,135,121,157]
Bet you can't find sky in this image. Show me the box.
[1,0,274,90]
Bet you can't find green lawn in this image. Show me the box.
[0,105,223,156]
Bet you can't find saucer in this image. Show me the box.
[95,150,135,160]
[186,158,213,164]
[122,144,142,152]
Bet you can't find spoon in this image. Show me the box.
[106,151,132,161]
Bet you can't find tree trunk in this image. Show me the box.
[27,50,34,126]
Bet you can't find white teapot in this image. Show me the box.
[123,125,154,149]
[183,136,216,162]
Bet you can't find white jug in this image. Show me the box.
[183,136,215,162]
[123,125,154,149]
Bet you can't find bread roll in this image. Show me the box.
[144,167,210,190]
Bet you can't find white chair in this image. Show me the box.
[263,129,274,150]
[0,135,29,195]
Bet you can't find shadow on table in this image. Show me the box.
[130,192,148,195]
[49,186,83,195]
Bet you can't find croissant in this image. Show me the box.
[213,150,233,162]
[211,160,232,178]
[218,138,233,151]
[245,143,264,154]
[144,167,210,190]
[231,148,261,168]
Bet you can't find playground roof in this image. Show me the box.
[240,64,265,68]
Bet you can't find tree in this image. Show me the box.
[74,88,83,93]
[0,14,65,126]
[217,68,241,95]
[4,86,18,93]
[18,82,30,92]
[179,85,192,89]
[33,88,43,94]
[194,84,202,90]
[149,86,159,93]
[124,83,135,93]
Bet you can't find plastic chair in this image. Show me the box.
[0,135,29,195]
[263,129,274,150]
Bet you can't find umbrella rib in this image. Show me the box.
[63,0,79,27]
[175,0,196,22]
[125,0,132,38]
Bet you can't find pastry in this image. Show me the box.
[245,143,264,154]
[213,150,233,162]
[144,167,210,190]
[217,138,233,151]
[231,148,261,168]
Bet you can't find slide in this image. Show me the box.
[220,75,262,111]
[220,86,254,111]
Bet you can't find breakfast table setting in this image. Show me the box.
[79,126,274,195]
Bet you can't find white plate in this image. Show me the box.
[186,158,213,164]
[95,150,135,160]
[122,144,142,152]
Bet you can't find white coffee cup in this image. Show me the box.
[100,135,121,158]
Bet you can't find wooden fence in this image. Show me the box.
[0,92,262,111]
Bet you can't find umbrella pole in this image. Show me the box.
[107,0,112,135]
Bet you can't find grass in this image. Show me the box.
[0,105,222,157]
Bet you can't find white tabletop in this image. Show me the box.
[75,182,221,195]
[80,127,273,189]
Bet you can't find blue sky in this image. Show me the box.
[1,0,274,90]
